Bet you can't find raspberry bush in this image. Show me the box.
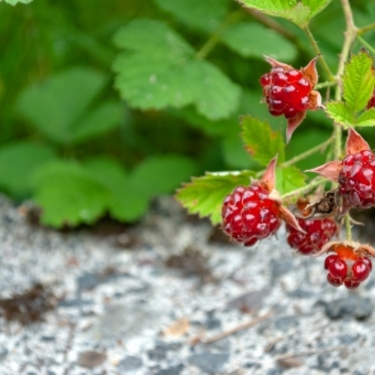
[177,0,375,290]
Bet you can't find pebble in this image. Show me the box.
[227,289,270,312]
[118,356,143,372]
[77,350,107,369]
[188,352,229,373]
[155,364,184,375]
[323,295,373,320]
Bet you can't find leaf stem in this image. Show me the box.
[303,25,335,81]
[356,35,375,56]
[281,178,326,200]
[345,214,352,241]
[357,22,375,35]
[195,12,241,60]
[315,81,337,90]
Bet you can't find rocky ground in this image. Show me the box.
[1,195,375,375]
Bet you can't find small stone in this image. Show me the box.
[274,316,299,331]
[77,350,106,369]
[287,288,315,299]
[188,352,229,373]
[155,364,184,375]
[40,335,55,342]
[227,289,269,312]
[323,296,373,320]
[270,259,293,279]
[147,345,167,361]
[339,334,359,345]
[266,368,283,375]
[204,312,221,330]
[118,356,143,372]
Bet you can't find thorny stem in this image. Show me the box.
[357,35,375,56]
[303,25,335,81]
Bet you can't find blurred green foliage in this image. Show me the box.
[1,0,375,227]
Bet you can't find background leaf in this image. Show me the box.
[276,166,306,196]
[18,67,107,143]
[343,50,375,113]
[0,141,57,199]
[112,19,241,119]
[176,171,255,224]
[222,22,297,62]
[241,115,285,166]
[152,0,230,33]
[235,0,332,27]
[3,0,33,4]
[32,161,110,228]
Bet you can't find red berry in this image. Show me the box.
[324,254,339,270]
[338,150,375,208]
[286,217,338,255]
[367,89,375,109]
[328,258,348,280]
[260,66,312,119]
[222,184,281,246]
[344,279,361,289]
[362,256,372,272]
[327,273,343,287]
[352,258,371,282]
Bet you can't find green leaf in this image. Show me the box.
[241,115,285,166]
[276,166,307,196]
[356,108,375,127]
[32,161,110,228]
[0,141,57,199]
[18,67,107,143]
[69,101,122,143]
[235,0,332,27]
[83,157,149,222]
[112,19,240,120]
[325,101,354,127]
[176,171,255,224]
[131,155,198,198]
[343,50,375,113]
[222,23,297,62]
[153,0,230,32]
[3,0,33,4]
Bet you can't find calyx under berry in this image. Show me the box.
[221,157,304,246]
[260,56,322,142]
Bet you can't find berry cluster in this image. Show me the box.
[324,243,373,289]
[286,217,338,255]
[260,67,311,119]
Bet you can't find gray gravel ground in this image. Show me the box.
[1,195,375,375]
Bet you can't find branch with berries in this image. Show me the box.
[176,0,375,290]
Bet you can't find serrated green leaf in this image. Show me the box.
[83,156,149,222]
[69,101,122,143]
[32,161,110,228]
[3,0,33,4]
[131,155,198,197]
[356,108,375,127]
[222,23,297,62]
[236,0,332,27]
[176,171,255,224]
[241,115,285,166]
[0,141,57,199]
[276,166,306,196]
[153,0,230,33]
[112,19,240,120]
[325,101,354,127]
[18,67,107,143]
[343,50,375,113]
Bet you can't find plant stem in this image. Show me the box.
[357,35,375,55]
[281,178,326,200]
[358,22,375,35]
[281,135,334,169]
[345,214,352,241]
[196,12,241,60]
[315,81,337,90]
[303,25,335,81]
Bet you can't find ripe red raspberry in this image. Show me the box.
[367,93,375,109]
[321,242,373,289]
[338,149,375,208]
[222,184,281,246]
[259,56,321,142]
[286,217,338,255]
[260,68,311,119]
